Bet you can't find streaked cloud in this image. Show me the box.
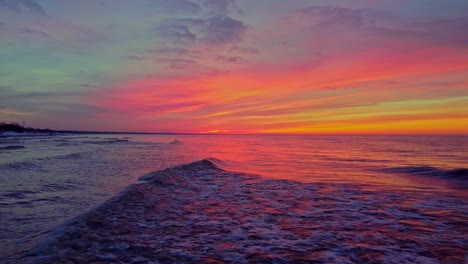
[0,0,467,134]
[147,0,202,14]
[0,0,46,16]
[201,0,237,16]
[0,108,34,117]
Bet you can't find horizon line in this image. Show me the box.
[1,123,467,137]
[48,129,468,137]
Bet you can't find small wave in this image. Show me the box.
[0,161,43,171]
[323,157,388,163]
[0,152,87,173]
[0,138,22,144]
[169,139,181,144]
[55,153,84,160]
[0,145,26,150]
[83,139,130,145]
[3,190,38,199]
[55,142,80,147]
[53,139,69,142]
[380,166,468,181]
[40,183,84,192]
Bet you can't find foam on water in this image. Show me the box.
[1,134,467,263]
[31,159,467,263]
[0,135,200,263]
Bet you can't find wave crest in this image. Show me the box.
[381,166,468,180]
[139,159,222,182]
[85,139,129,145]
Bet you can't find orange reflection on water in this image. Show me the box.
[137,134,468,193]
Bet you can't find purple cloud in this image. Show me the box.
[0,0,46,16]
[157,15,246,45]
[147,0,201,14]
[230,46,260,55]
[156,58,200,70]
[201,0,237,16]
[202,16,245,44]
[216,55,245,64]
[147,47,197,57]
[297,6,393,31]
[156,22,197,43]
[296,5,468,48]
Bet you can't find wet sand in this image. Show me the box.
[32,160,467,263]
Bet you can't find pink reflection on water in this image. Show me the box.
[134,134,468,193]
[36,160,467,263]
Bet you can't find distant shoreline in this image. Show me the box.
[0,130,237,137]
[2,131,468,137]
[2,121,468,137]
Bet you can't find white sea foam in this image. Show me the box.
[1,134,467,263]
[31,160,468,263]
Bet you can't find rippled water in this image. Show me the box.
[0,134,467,263]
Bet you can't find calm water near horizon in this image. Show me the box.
[0,134,467,263]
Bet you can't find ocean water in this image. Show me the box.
[0,134,467,263]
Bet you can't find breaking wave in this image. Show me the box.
[32,159,467,263]
[381,166,468,181]
[139,158,219,181]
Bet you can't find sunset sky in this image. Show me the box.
[1,0,468,134]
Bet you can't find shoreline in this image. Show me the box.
[30,159,467,263]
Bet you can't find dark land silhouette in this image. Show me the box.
[0,122,54,134]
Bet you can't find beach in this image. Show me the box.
[32,159,467,263]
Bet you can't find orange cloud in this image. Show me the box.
[86,5,468,134]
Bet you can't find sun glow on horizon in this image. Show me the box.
[1,1,468,134]
[198,130,231,134]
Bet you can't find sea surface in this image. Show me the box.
[0,134,467,263]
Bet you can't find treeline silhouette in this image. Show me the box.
[0,122,54,134]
